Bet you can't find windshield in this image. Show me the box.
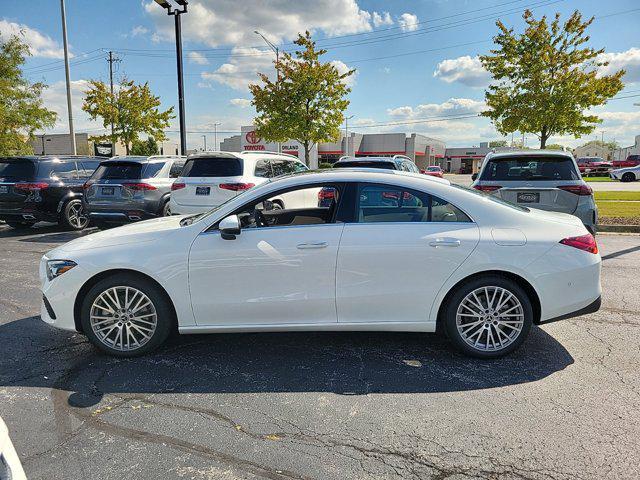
[481,156,579,181]
[180,186,257,226]
[0,159,35,180]
[182,157,243,177]
[452,183,529,212]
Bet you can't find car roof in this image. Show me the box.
[335,156,398,164]
[0,155,100,162]
[486,149,574,160]
[102,155,182,164]
[186,151,303,163]
[273,167,451,185]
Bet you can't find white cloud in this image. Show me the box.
[0,20,67,59]
[372,12,393,28]
[433,55,491,87]
[398,13,419,32]
[229,98,252,108]
[331,60,357,87]
[130,25,149,37]
[40,79,99,133]
[201,46,274,91]
[144,0,376,47]
[188,51,209,65]
[387,98,486,119]
[597,48,640,84]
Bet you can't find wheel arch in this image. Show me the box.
[73,268,178,333]
[435,270,541,332]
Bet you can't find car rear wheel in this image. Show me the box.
[81,274,175,357]
[60,199,89,230]
[622,172,636,182]
[161,200,171,216]
[443,275,533,358]
[5,220,36,229]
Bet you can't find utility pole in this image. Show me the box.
[254,31,281,153]
[60,0,76,155]
[202,135,207,151]
[107,51,121,155]
[213,122,221,151]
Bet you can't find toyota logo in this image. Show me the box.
[245,131,261,145]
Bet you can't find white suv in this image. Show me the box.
[170,151,312,215]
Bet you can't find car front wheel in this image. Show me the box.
[80,274,175,357]
[622,172,636,182]
[443,275,533,358]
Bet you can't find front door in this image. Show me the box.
[336,183,480,324]
[188,184,344,326]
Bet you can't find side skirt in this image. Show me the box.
[179,321,436,335]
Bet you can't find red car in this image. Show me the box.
[612,154,640,168]
[422,165,444,178]
[576,157,612,176]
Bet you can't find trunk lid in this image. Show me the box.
[494,182,581,214]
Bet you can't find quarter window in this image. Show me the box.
[254,159,272,178]
[169,160,186,178]
[143,162,166,178]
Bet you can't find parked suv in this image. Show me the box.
[170,151,310,215]
[83,155,185,228]
[332,155,421,173]
[471,150,597,233]
[0,155,100,230]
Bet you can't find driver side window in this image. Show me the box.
[235,185,340,229]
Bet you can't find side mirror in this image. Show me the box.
[471,173,478,181]
[219,215,241,240]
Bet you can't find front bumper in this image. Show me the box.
[40,256,88,332]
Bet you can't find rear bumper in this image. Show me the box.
[169,201,213,215]
[0,207,56,223]
[539,296,601,324]
[87,206,159,224]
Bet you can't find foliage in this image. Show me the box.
[131,137,159,156]
[576,139,618,151]
[489,140,508,148]
[318,162,334,169]
[82,78,173,154]
[249,31,354,165]
[481,9,625,149]
[545,143,569,150]
[0,34,57,155]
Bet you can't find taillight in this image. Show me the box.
[219,183,255,191]
[318,188,335,200]
[171,182,186,191]
[473,185,502,192]
[122,182,157,191]
[558,184,592,196]
[15,182,49,191]
[560,234,598,254]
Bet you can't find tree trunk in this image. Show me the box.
[303,141,310,167]
[125,142,130,155]
[540,126,549,149]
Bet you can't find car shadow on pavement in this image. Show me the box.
[0,224,96,243]
[1,316,574,408]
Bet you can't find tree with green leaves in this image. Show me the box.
[0,34,57,155]
[249,31,354,165]
[545,143,569,151]
[481,10,625,149]
[131,136,159,156]
[489,140,508,148]
[82,78,173,155]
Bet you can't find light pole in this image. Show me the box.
[254,31,281,153]
[344,115,354,157]
[60,0,76,155]
[212,122,221,151]
[201,135,207,151]
[155,0,188,155]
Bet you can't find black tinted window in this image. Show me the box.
[271,159,299,176]
[92,162,143,180]
[143,162,165,178]
[38,160,78,179]
[481,156,579,181]
[431,195,471,222]
[80,160,100,176]
[169,160,186,178]
[182,157,243,177]
[0,159,35,180]
[254,160,272,178]
[334,161,396,170]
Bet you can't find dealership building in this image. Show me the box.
[220,126,445,170]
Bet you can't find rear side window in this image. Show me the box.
[92,162,143,180]
[169,160,186,178]
[38,160,78,179]
[254,159,272,178]
[334,161,396,170]
[0,159,35,180]
[143,162,166,178]
[181,157,243,177]
[271,159,306,176]
[481,156,579,181]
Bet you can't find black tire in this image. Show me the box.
[161,199,171,216]
[622,172,636,183]
[80,273,176,357]
[442,275,533,359]
[5,220,36,229]
[60,199,89,230]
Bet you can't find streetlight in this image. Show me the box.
[201,135,207,151]
[254,31,281,153]
[154,0,188,155]
[212,122,221,151]
[344,115,354,157]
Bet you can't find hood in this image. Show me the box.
[48,215,187,255]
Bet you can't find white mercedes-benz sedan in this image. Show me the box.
[40,169,601,358]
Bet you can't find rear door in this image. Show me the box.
[480,156,583,214]
[173,156,248,208]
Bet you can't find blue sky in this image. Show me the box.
[3,0,640,149]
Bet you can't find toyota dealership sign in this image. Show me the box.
[240,126,318,167]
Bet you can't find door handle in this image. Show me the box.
[297,242,328,249]
[429,238,461,247]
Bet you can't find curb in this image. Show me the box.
[598,224,640,233]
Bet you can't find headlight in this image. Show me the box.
[46,260,77,281]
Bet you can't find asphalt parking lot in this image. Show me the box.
[1,223,639,480]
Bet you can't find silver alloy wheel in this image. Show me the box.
[89,286,158,351]
[68,201,88,229]
[456,286,525,352]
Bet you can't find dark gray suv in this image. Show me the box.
[84,155,185,228]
